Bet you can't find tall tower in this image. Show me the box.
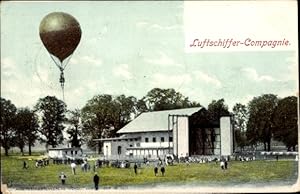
[220,116,233,156]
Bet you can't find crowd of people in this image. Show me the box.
[179,156,219,164]
[21,154,259,190]
[52,158,84,165]
[35,159,50,168]
[133,160,166,177]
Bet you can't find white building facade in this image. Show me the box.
[48,147,83,159]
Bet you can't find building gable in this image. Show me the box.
[117,107,202,134]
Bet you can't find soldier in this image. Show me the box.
[161,166,165,176]
[134,163,138,175]
[93,172,100,190]
[23,161,28,169]
[224,160,228,169]
[154,165,158,176]
[220,160,225,170]
[59,172,67,185]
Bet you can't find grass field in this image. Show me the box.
[1,154,298,189]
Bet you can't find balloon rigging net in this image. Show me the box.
[49,54,73,101]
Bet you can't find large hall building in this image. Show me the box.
[94,107,234,160]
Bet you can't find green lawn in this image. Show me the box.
[1,154,298,189]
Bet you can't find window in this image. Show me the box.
[135,138,138,141]
[153,137,156,142]
[136,143,140,147]
[169,137,173,142]
[129,144,133,147]
[161,137,165,142]
[65,151,68,154]
[117,146,122,155]
[75,151,77,154]
[130,139,133,141]
[71,151,73,155]
[145,137,149,142]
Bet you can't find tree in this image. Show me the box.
[66,109,82,148]
[273,96,298,151]
[0,97,17,156]
[136,98,148,116]
[35,96,67,150]
[232,103,248,150]
[207,99,230,123]
[115,95,137,129]
[246,94,278,151]
[81,94,137,152]
[15,108,39,155]
[25,109,39,156]
[143,88,201,111]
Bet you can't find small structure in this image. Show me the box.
[48,147,83,159]
[94,107,234,160]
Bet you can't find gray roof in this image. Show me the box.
[117,107,202,134]
[48,147,82,151]
[93,135,141,142]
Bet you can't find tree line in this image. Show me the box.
[233,94,298,151]
[1,88,298,155]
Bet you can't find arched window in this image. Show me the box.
[117,146,122,155]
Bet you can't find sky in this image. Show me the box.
[1,1,298,111]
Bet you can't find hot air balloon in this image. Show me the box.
[39,12,81,100]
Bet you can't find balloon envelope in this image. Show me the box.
[39,12,81,62]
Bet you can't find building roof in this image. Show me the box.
[48,147,82,151]
[117,107,202,134]
[93,135,141,142]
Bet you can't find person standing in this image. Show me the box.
[71,162,76,175]
[93,172,100,190]
[154,165,158,176]
[59,172,67,185]
[134,163,138,175]
[161,166,165,176]
[93,164,96,172]
[224,160,228,169]
[220,160,225,170]
[23,161,28,169]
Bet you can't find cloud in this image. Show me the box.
[1,57,62,108]
[145,52,183,67]
[1,57,16,68]
[136,21,181,31]
[285,56,298,81]
[193,70,222,88]
[136,21,148,27]
[150,24,181,30]
[113,64,133,80]
[242,68,274,82]
[1,57,25,95]
[32,63,51,85]
[1,57,17,78]
[70,56,102,66]
[276,89,297,98]
[149,73,192,88]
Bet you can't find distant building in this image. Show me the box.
[48,147,83,159]
[94,107,234,160]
